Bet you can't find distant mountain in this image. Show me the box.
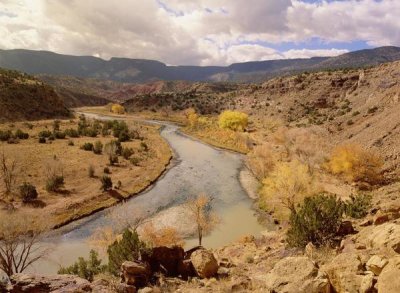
[1,47,400,83]
[0,68,70,121]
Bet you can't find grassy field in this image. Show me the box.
[0,114,172,229]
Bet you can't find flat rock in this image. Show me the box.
[377,256,400,293]
[366,255,389,276]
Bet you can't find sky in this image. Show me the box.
[0,0,399,66]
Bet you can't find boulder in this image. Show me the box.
[360,272,375,293]
[337,220,355,236]
[264,256,330,293]
[374,211,390,225]
[190,248,218,278]
[9,274,91,292]
[117,283,137,293]
[121,261,151,288]
[356,223,400,253]
[377,256,400,293]
[321,253,364,293]
[366,255,389,276]
[142,246,185,277]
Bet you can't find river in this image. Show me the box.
[30,114,265,274]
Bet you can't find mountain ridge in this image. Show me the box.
[0,46,400,83]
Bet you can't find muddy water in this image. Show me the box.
[30,115,265,274]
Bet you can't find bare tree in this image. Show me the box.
[185,193,220,246]
[0,212,48,277]
[0,152,17,194]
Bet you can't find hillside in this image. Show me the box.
[0,68,70,122]
[1,47,400,83]
[123,60,400,175]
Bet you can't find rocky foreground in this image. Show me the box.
[3,198,400,293]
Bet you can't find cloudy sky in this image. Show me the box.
[0,0,399,65]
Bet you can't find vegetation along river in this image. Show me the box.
[31,113,265,274]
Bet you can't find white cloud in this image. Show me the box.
[0,0,399,65]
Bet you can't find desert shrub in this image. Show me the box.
[260,160,316,217]
[246,144,276,180]
[118,129,130,142]
[65,128,80,138]
[23,122,34,129]
[67,140,74,146]
[344,193,372,219]
[19,182,38,203]
[287,193,344,248]
[141,223,185,247]
[107,229,148,275]
[0,130,12,141]
[130,156,141,166]
[103,167,111,174]
[88,165,95,178]
[101,175,112,191]
[7,138,19,144]
[81,142,94,151]
[122,147,134,160]
[84,128,98,138]
[38,130,52,138]
[53,120,61,132]
[186,108,198,128]
[140,142,148,152]
[14,129,29,139]
[112,121,129,141]
[46,175,64,192]
[218,110,248,131]
[93,141,103,155]
[38,137,46,144]
[54,131,66,139]
[328,144,383,184]
[58,250,106,282]
[111,104,125,114]
[48,134,55,141]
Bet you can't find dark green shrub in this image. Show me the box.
[53,120,61,132]
[107,229,148,275]
[54,131,66,139]
[84,128,98,138]
[14,129,29,139]
[130,156,141,166]
[38,130,52,138]
[93,141,103,155]
[0,130,12,141]
[7,138,19,144]
[140,142,148,152]
[103,167,111,174]
[101,175,112,191]
[19,182,38,203]
[67,140,74,146]
[65,128,80,138]
[38,137,46,144]
[88,165,95,178]
[118,129,130,142]
[122,147,134,160]
[287,193,344,248]
[344,193,372,219]
[46,175,64,192]
[58,250,106,282]
[81,142,94,151]
[48,134,55,141]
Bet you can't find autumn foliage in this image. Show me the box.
[218,110,248,131]
[327,144,383,184]
[111,104,125,114]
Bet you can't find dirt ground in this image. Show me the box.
[0,114,172,229]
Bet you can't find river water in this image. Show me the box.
[30,114,265,274]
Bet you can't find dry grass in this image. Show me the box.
[0,117,172,229]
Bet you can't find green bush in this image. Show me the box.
[14,129,29,139]
[54,131,66,139]
[130,156,141,166]
[67,140,74,146]
[58,250,106,282]
[46,175,65,192]
[65,128,80,138]
[93,141,103,155]
[19,182,38,203]
[38,130,52,138]
[103,167,111,174]
[38,137,46,144]
[122,147,134,160]
[107,229,148,275]
[88,165,95,178]
[101,175,112,191]
[0,130,12,141]
[81,142,94,151]
[344,193,372,219]
[48,134,55,141]
[287,193,344,248]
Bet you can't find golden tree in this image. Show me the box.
[185,193,220,246]
[218,110,248,132]
[111,104,125,114]
[141,222,185,247]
